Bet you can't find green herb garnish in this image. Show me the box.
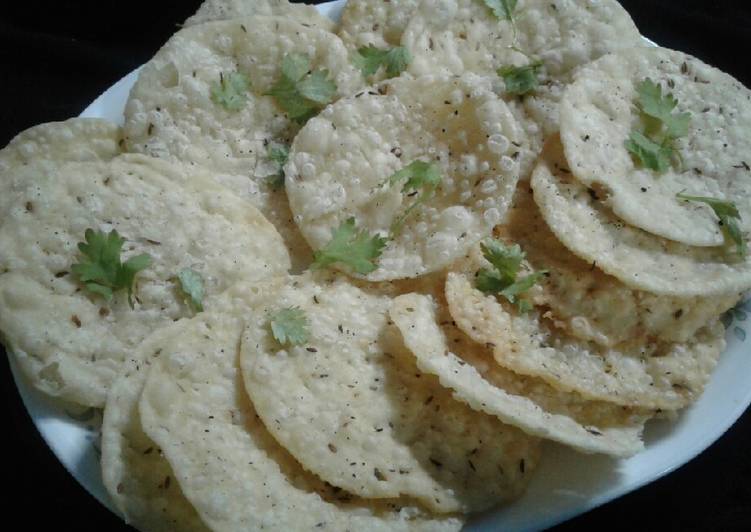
[475,238,545,312]
[482,0,518,21]
[210,72,251,111]
[497,61,543,96]
[176,268,204,313]
[270,307,310,346]
[267,144,289,190]
[352,46,411,79]
[312,217,387,274]
[388,160,443,235]
[626,78,690,172]
[677,193,746,256]
[71,229,151,307]
[266,53,337,123]
[625,131,673,174]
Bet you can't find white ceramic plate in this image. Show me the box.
[9,1,751,530]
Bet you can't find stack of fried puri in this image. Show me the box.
[1,1,749,531]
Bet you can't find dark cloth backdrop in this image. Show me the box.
[1,1,749,530]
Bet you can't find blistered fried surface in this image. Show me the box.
[532,137,751,296]
[391,293,649,457]
[560,46,751,246]
[446,273,725,410]
[241,275,540,513]
[0,154,289,406]
[286,74,524,280]
[102,345,209,532]
[124,16,361,270]
[139,290,463,531]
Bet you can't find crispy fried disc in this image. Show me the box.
[101,345,208,532]
[240,274,540,514]
[402,0,641,135]
[139,288,463,531]
[338,0,420,49]
[532,136,751,296]
[501,185,741,347]
[391,293,649,457]
[0,118,123,217]
[0,154,289,406]
[403,0,640,78]
[560,46,751,246]
[124,16,362,270]
[285,73,525,280]
[185,0,334,31]
[445,272,726,410]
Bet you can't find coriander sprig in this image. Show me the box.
[71,229,151,308]
[677,193,746,256]
[475,238,545,312]
[626,79,691,172]
[352,46,411,79]
[312,218,387,274]
[266,53,337,124]
[270,307,310,346]
[497,61,543,96]
[267,144,290,190]
[482,0,518,23]
[210,72,251,111]
[387,161,443,235]
[176,268,204,313]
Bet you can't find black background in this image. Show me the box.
[1,1,749,530]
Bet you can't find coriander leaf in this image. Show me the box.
[516,299,533,313]
[267,74,318,123]
[636,79,690,138]
[475,269,508,294]
[312,217,387,274]
[353,46,387,78]
[177,268,204,313]
[210,72,250,111]
[627,79,691,173]
[625,130,672,173]
[480,239,524,279]
[267,53,337,123]
[281,53,311,82]
[388,161,443,235]
[85,283,114,301]
[384,47,411,77]
[389,160,442,192]
[71,229,151,307]
[677,193,747,256]
[297,69,337,104]
[353,46,411,79]
[482,0,518,21]
[474,238,544,312]
[497,61,542,96]
[267,144,289,190]
[268,145,289,167]
[499,271,547,302]
[270,307,310,346]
